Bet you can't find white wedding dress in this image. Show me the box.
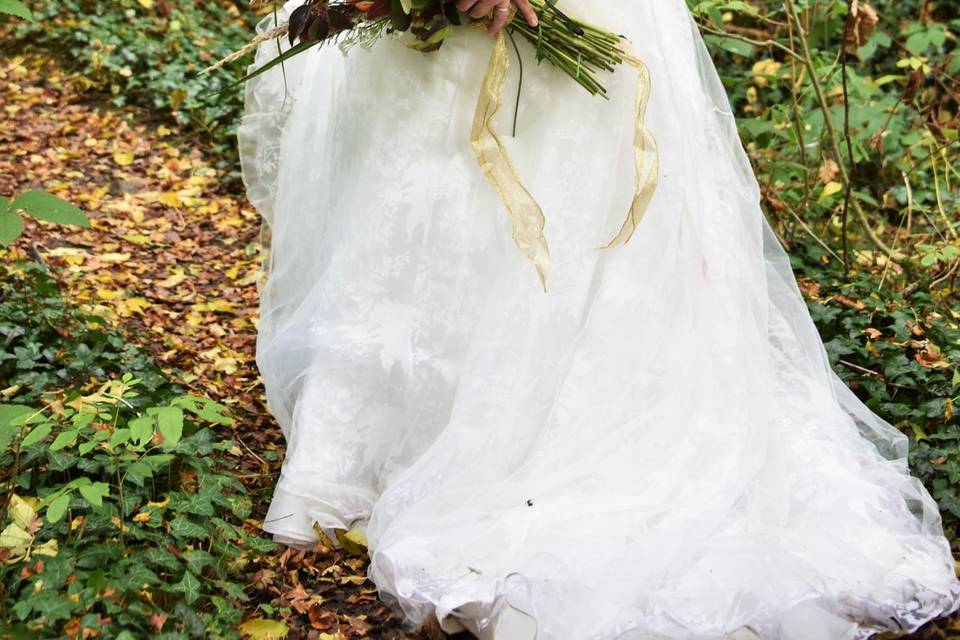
[238,0,960,637]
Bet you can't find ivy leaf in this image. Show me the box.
[169,570,203,605]
[112,561,160,591]
[10,190,89,228]
[182,549,215,575]
[22,591,76,623]
[169,515,208,539]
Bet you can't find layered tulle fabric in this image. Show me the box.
[238,0,960,637]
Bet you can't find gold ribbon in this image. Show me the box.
[470,29,551,292]
[598,45,660,251]
[469,31,660,290]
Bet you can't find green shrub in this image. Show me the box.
[0,264,273,638]
[0,377,271,639]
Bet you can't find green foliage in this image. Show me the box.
[0,0,32,20]
[794,244,960,534]
[12,0,255,159]
[688,0,959,276]
[0,377,268,638]
[0,263,272,637]
[0,191,90,247]
[0,262,170,404]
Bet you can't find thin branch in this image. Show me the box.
[697,23,804,63]
[783,0,905,270]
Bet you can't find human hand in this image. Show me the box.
[455,0,539,36]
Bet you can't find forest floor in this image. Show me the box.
[0,53,440,640]
[0,52,957,640]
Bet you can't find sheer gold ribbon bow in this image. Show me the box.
[469,29,660,292]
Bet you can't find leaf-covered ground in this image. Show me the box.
[0,51,956,640]
[0,53,442,640]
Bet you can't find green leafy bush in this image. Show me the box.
[0,264,273,638]
[0,377,272,638]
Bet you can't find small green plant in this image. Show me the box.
[0,262,169,404]
[0,191,90,248]
[0,376,272,638]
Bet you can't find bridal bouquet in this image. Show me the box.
[239,0,632,96]
[221,0,659,290]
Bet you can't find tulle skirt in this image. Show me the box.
[238,0,960,637]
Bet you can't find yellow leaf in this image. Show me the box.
[113,151,135,166]
[147,496,170,509]
[99,252,131,263]
[97,289,122,300]
[33,539,59,557]
[158,192,183,208]
[238,270,262,287]
[45,247,89,259]
[158,269,187,288]
[192,300,238,314]
[169,89,187,112]
[214,357,239,375]
[137,0,154,8]
[818,181,844,202]
[751,58,782,87]
[122,233,152,245]
[0,523,32,562]
[117,297,152,317]
[10,495,38,529]
[215,215,245,230]
[335,528,368,556]
[237,619,289,640]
